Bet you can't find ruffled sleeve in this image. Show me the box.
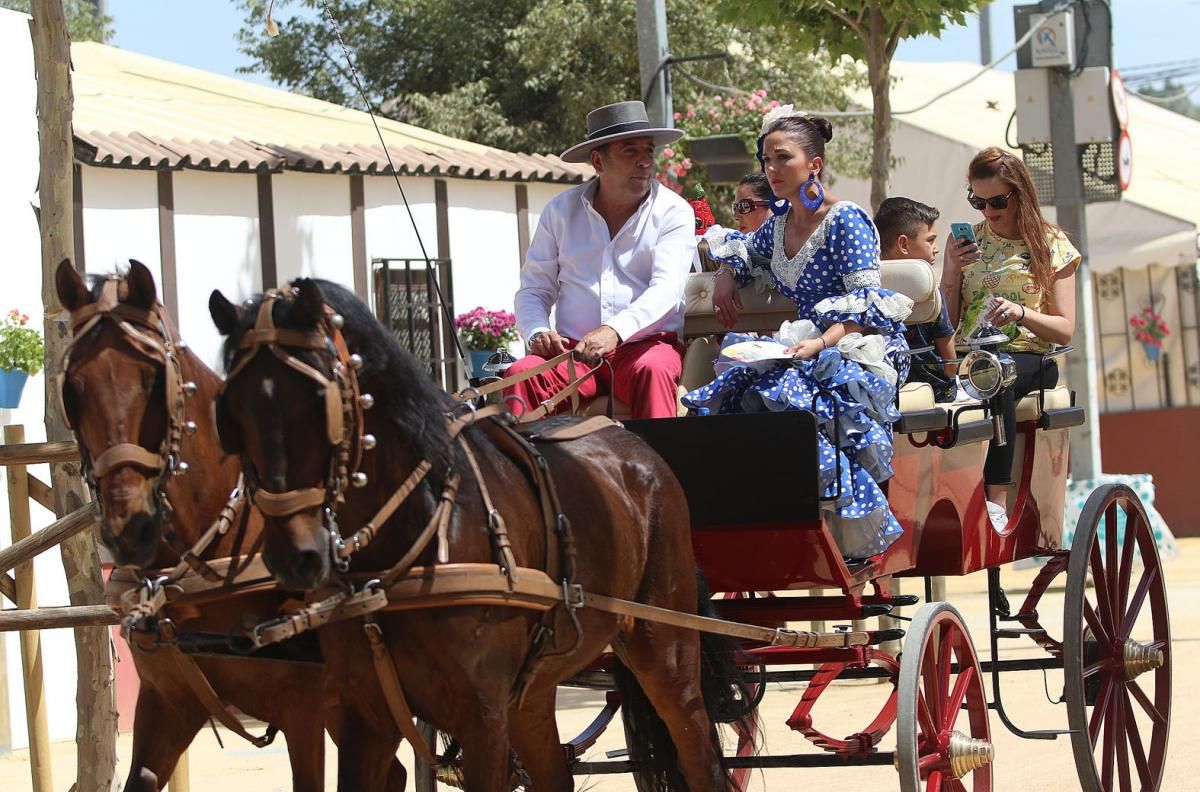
[813,204,912,333]
[702,218,775,287]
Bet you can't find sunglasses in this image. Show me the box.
[967,190,1016,210]
[731,199,770,214]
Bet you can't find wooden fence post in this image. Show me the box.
[170,750,190,791]
[29,2,119,788]
[6,425,52,792]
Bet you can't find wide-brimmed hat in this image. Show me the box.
[560,101,684,164]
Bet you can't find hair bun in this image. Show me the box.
[809,117,834,143]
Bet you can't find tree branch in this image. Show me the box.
[814,0,866,39]
[886,20,905,59]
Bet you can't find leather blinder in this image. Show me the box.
[324,379,344,446]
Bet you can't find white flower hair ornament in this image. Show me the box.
[759,103,809,138]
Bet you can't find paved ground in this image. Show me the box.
[3,539,1195,791]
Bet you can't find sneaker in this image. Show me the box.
[986,500,1008,531]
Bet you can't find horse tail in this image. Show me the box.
[613,569,759,791]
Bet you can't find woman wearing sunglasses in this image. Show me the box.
[731,173,773,233]
[942,146,1080,530]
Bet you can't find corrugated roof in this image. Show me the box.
[70,42,593,183]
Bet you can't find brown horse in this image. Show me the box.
[209,277,753,791]
[55,261,406,791]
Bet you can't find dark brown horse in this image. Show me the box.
[209,277,752,791]
[56,261,407,791]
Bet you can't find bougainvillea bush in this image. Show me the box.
[455,307,520,352]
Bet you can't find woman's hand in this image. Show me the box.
[712,268,743,329]
[985,296,1024,329]
[943,234,980,276]
[788,339,826,360]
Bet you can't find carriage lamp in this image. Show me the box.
[483,349,517,375]
[958,350,1017,402]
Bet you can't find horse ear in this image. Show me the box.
[124,260,158,310]
[290,279,325,329]
[55,259,90,311]
[209,290,240,336]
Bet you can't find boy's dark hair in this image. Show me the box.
[874,197,940,250]
[738,172,772,202]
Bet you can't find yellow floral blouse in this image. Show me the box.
[955,222,1080,353]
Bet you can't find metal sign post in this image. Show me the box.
[636,0,672,129]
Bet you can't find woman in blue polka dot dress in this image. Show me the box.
[683,109,913,559]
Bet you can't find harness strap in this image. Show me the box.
[249,586,388,647]
[92,443,165,477]
[375,473,461,591]
[459,437,517,577]
[339,460,433,558]
[254,487,326,518]
[169,649,278,748]
[362,618,439,765]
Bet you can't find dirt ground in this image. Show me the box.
[3,538,1194,791]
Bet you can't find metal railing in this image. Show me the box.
[372,257,460,390]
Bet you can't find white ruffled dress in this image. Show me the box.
[683,202,913,558]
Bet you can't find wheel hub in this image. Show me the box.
[1123,638,1164,680]
[948,730,995,778]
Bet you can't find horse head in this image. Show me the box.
[210,277,454,591]
[56,259,228,569]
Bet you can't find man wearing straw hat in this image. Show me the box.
[508,100,696,419]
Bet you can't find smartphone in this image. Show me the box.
[950,222,977,245]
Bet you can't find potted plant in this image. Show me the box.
[1129,306,1170,362]
[0,309,44,408]
[454,307,519,379]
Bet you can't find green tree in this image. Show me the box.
[720,0,987,211]
[236,0,868,175]
[0,0,111,42]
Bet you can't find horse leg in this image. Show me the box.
[277,716,327,792]
[123,685,206,792]
[331,705,401,791]
[454,700,514,792]
[508,687,571,791]
[615,622,727,790]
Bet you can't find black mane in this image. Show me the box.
[221,279,457,476]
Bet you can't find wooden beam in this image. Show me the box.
[257,171,278,289]
[0,505,96,578]
[72,163,85,272]
[0,605,119,632]
[0,440,79,467]
[1,573,15,603]
[157,170,179,321]
[514,183,530,269]
[434,179,459,387]
[349,174,368,302]
[26,473,55,512]
[5,425,52,791]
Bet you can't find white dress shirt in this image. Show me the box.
[515,179,696,343]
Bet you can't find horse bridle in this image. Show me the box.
[63,276,195,506]
[219,289,373,570]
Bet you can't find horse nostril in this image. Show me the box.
[294,549,327,583]
[124,512,160,553]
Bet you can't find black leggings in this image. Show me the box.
[983,352,1058,485]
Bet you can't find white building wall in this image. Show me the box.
[0,6,78,749]
[172,171,262,372]
[445,180,522,316]
[525,182,572,254]
[80,167,163,286]
[362,175,438,310]
[272,171,354,289]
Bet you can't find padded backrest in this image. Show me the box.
[880,258,941,325]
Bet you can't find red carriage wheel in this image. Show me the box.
[1064,484,1172,792]
[896,603,993,792]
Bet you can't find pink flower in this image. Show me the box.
[662,147,675,158]
[713,95,722,102]
[681,158,692,168]
[672,163,688,177]
[686,110,695,118]
[745,101,756,110]
[724,100,734,108]
[673,112,682,121]
[756,89,768,97]
[769,100,780,108]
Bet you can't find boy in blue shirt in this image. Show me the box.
[875,197,958,401]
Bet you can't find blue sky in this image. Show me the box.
[106,1,1199,90]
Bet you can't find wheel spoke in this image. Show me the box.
[947,778,968,792]
[943,665,976,732]
[1089,676,1115,749]
[1082,658,1109,679]
[1082,599,1113,647]
[1117,510,1139,616]
[1127,679,1166,726]
[1122,688,1154,790]
[923,627,943,727]
[937,628,954,703]
[1105,502,1121,622]
[925,769,942,792]
[1114,688,1133,792]
[1101,682,1119,790]
[1089,541,1116,629]
[917,691,940,740]
[1120,565,1158,640]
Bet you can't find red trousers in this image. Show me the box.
[503,333,683,420]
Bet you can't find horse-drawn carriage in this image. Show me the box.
[67,258,1169,792]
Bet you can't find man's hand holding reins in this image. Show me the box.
[576,325,620,365]
[528,330,568,358]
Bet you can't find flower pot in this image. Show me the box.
[1140,341,1161,362]
[0,369,29,408]
[468,350,495,379]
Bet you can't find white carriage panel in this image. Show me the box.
[271,171,354,290]
[444,179,522,317]
[80,166,163,286]
[362,175,437,311]
[172,171,262,372]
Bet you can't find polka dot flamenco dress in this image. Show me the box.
[683,202,913,559]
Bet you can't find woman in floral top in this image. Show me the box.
[942,147,1080,529]
[684,109,913,560]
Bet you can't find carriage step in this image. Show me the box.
[994,627,1048,639]
[890,594,920,607]
[870,629,906,644]
[861,604,892,617]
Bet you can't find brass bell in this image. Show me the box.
[348,353,364,369]
[182,381,198,397]
[359,394,375,410]
[331,314,345,329]
[350,472,369,488]
[183,420,198,435]
[361,434,377,450]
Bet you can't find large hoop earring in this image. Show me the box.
[799,174,824,212]
[770,196,790,216]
